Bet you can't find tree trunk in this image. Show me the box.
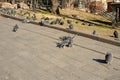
[51,0,59,14]
[12,0,15,4]
[66,0,75,8]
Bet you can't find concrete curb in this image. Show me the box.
[1,14,120,46]
[1,14,23,21]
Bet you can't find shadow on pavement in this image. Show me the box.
[93,59,106,64]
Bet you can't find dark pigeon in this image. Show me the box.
[63,17,65,20]
[75,21,78,24]
[57,35,76,48]
[105,52,112,64]
[39,17,45,26]
[69,24,73,30]
[93,30,96,35]
[32,14,37,20]
[88,23,94,26]
[72,14,77,18]
[60,21,64,25]
[113,30,118,38]
[82,22,87,25]
[13,24,19,32]
[55,18,61,24]
[67,20,72,24]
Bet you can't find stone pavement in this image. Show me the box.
[0,16,120,80]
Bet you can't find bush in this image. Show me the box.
[89,1,104,14]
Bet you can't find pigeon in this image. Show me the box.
[93,30,96,35]
[105,52,112,64]
[13,24,19,32]
[113,30,118,38]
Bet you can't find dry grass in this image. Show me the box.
[16,8,120,39]
[60,9,120,39]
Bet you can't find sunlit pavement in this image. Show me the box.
[0,16,120,80]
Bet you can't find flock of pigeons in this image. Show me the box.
[8,11,119,65]
[12,24,113,64]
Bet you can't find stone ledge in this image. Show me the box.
[1,14,120,46]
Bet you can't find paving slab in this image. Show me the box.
[0,16,120,80]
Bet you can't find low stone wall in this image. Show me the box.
[1,14,120,46]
